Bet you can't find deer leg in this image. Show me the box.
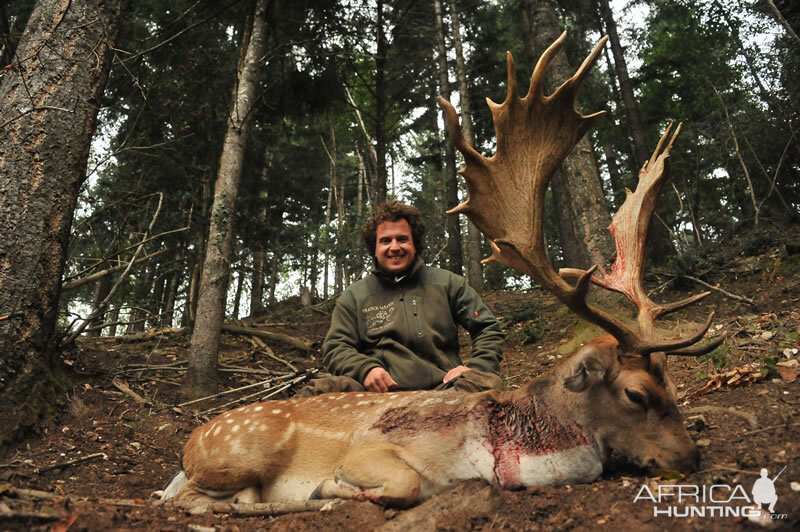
[310,442,421,507]
[175,478,261,504]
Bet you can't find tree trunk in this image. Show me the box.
[374,0,389,202]
[162,242,183,328]
[187,0,269,397]
[86,272,113,337]
[448,0,483,290]
[518,0,613,268]
[0,0,127,449]
[232,266,244,319]
[250,152,271,317]
[434,0,463,275]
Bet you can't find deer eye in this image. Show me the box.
[625,389,646,407]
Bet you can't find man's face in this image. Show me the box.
[375,219,416,274]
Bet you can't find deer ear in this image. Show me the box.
[563,356,605,392]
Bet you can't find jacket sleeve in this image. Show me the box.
[322,291,383,384]
[450,275,504,375]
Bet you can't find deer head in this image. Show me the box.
[439,31,722,472]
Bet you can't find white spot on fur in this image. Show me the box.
[342,404,351,409]
[243,419,250,425]
[224,434,231,441]
[213,426,221,436]
[355,393,365,398]
[284,412,291,418]
[356,400,370,406]
[223,412,231,417]
[272,409,281,414]
[254,406,264,411]
[258,424,267,431]
[232,425,240,433]
[226,419,234,424]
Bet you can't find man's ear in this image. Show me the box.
[563,356,605,393]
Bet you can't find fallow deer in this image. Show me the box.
[160,32,723,508]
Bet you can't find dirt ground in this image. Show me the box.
[1,229,799,531]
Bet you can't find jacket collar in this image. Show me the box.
[372,256,424,285]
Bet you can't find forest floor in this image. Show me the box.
[1,226,800,531]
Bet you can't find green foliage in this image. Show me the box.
[699,345,729,370]
[760,354,778,376]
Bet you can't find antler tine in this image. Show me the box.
[439,33,650,352]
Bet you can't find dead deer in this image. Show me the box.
[160,32,722,508]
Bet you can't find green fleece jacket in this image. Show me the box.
[322,258,504,390]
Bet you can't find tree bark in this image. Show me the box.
[374,0,389,202]
[187,0,269,397]
[86,271,113,337]
[434,0,463,275]
[449,0,483,290]
[0,0,127,449]
[517,0,613,268]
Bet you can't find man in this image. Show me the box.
[300,200,504,395]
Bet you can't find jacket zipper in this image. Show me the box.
[411,297,423,337]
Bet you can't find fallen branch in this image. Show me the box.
[221,323,313,352]
[35,452,107,474]
[115,326,186,342]
[681,275,755,305]
[163,499,338,516]
[739,422,800,438]
[251,336,298,372]
[111,376,150,405]
[176,371,308,408]
[199,371,318,416]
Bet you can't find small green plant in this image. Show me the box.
[699,345,729,370]
[504,301,542,325]
[760,354,778,376]
[514,323,545,345]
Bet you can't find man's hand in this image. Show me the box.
[364,367,398,393]
[443,365,471,384]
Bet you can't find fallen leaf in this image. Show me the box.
[778,367,799,382]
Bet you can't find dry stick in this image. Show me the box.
[35,452,107,474]
[65,193,164,344]
[221,323,313,352]
[739,422,800,438]
[681,274,754,305]
[200,371,318,416]
[111,376,151,405]
[61,248,168,292]
[251,335,298,372]
[163,499,337,516]
[176,372,303,408]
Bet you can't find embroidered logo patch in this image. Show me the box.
[363,301,395,332]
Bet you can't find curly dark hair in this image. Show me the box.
[362,200,426,258]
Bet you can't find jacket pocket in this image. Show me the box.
[411,297,423,337]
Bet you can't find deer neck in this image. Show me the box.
[472,377,602,488]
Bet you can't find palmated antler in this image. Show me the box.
[439,32,721,357]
